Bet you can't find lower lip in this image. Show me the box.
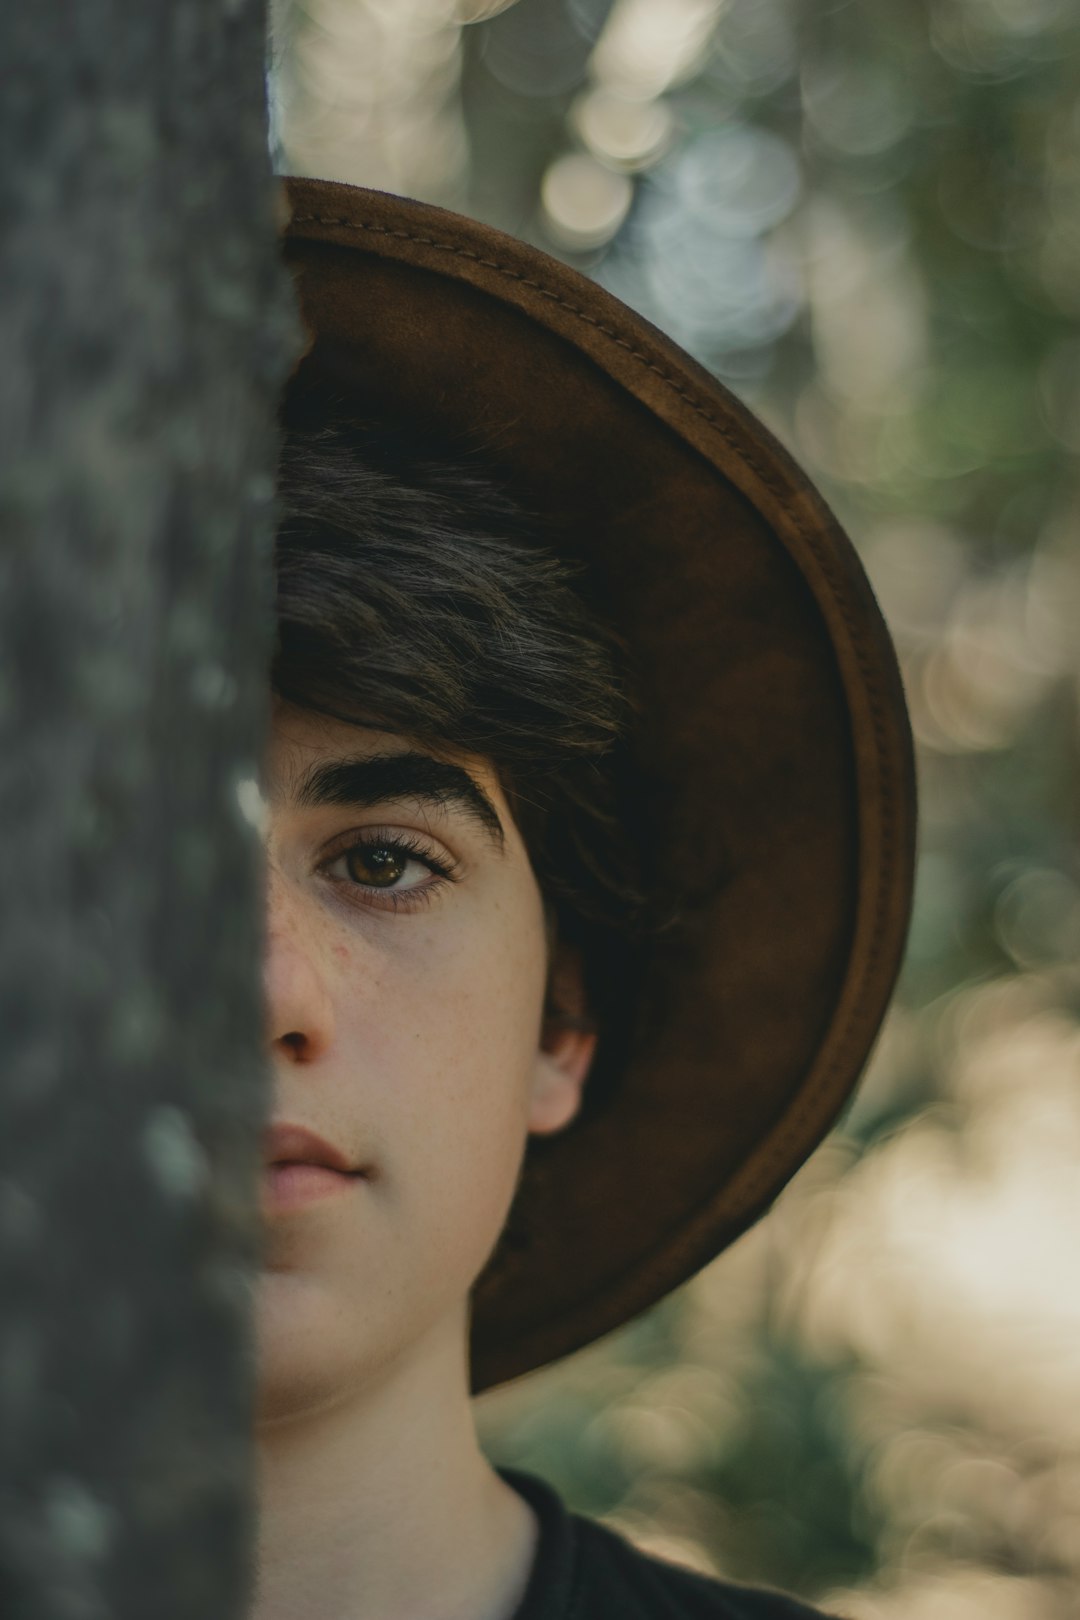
[262,1163,362,1213]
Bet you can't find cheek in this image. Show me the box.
[342,881,549,1246]
[415,901,547,1140]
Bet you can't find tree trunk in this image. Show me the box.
[0,2,298,1616]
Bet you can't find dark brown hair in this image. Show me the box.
[273,387,646,1072]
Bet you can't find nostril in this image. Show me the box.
[264,937,335,1060]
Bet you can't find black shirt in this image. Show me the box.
[502,1470,841,1620]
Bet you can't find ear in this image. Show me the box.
[528,941,597,1137]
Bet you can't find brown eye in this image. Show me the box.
[322,831,457,908]
[344,844,407,888]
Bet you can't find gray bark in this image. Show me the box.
[0,3,298,1617]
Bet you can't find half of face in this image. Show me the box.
[254,700,597,1424]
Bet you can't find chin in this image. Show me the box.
[252,1266,451,1430]
[253,1269,367,1428]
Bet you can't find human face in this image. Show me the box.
[255,701,591,1424]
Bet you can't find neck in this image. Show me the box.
[251,1315,536,1620]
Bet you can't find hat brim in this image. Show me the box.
[281,176,916,1392]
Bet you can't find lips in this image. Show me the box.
[261,1124,367,1217]
[262,1123,359,1175]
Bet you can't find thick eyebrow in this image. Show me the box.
[292,752,506,851]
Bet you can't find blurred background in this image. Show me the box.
[268,2,1080,1613]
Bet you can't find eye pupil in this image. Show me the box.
[346,845,406,887]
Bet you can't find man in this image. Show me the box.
[252,177,916,1620]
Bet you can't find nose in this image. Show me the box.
[263,871,336,1063]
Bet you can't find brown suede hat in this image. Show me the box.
[280,175,916,1393]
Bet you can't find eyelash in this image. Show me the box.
[318,827,460,915]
